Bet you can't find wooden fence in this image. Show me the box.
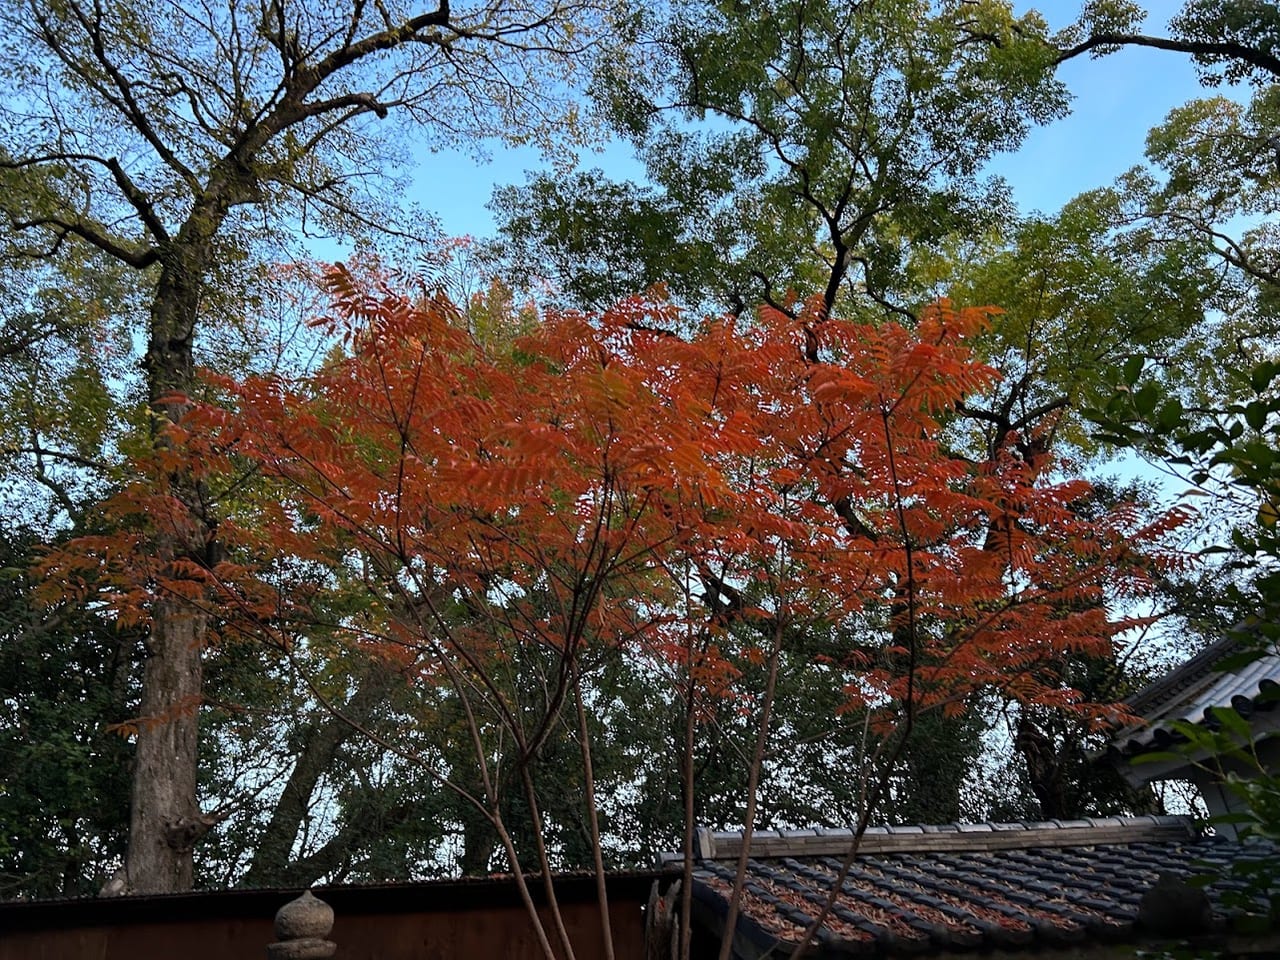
[0,872,659,960]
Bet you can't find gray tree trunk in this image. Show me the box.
[126,599,208,893]
[125,242,221,893]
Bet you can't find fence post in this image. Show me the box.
[267,889,337,959]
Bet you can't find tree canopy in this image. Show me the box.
[1,6,1278,950]
[48,269,1187,949]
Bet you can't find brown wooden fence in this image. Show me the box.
[0,872,660,960]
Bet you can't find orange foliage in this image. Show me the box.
[50,270,1191,731]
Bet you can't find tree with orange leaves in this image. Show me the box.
[53,266,1187,957]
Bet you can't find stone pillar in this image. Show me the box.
[267,890,337,959]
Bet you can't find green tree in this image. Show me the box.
[489,0,1224,828]
[0,0,627,894]
[494,0,1067,317]
[921,188,1219,459]
[1066,2,1280,877]
[1056,0,1280,86]
[1062,0,1279,624]
[0,525,133,899]
[1096,357,1280,637]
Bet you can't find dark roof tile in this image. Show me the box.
[1115,630,1280,752]
[677,817,1278,957]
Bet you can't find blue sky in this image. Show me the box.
[991,43,1218,214]
[409,15,1223,242]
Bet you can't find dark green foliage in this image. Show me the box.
[940,186,1221,459]
[1094,356,1280,637]
[0,526,133,898]
[1135,709,1280,926]
[490,170,724,311]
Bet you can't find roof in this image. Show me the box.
[0,870,663,930]
[674,816,1279,958]
[1112,631,1280,756]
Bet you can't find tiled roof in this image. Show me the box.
[673,816,1279,957]
[1112,631,1280,754]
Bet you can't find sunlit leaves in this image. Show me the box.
[1170,0,1280,86]
[494,0,1069,315]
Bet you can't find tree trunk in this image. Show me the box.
[460,805,498,875]
[1015,714,1069,820]
[245,668,396,887]
[125,246,217,893]
[125,598,208,893]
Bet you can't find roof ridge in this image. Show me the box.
[1124,633,1242,714]
[668,815,1198,862]
[1112,624,1280,754]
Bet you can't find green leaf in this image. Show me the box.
[1252,361,1278,393]
[1133,383,1160,416]
[1231,913,1271,936]
[1130,750,1187,765]
[1217,649,1268,672]
[1186,871,1216,889]
[1209,706,1252,740]
[1245,401,1268,431]
[1157,398,1185,432]
[1210,812,1257,826]
[1122,355,1145,384]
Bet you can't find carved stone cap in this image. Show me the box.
[267,890,336,960]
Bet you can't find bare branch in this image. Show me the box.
[8,212,158,269]
[1056,33,1280,80]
